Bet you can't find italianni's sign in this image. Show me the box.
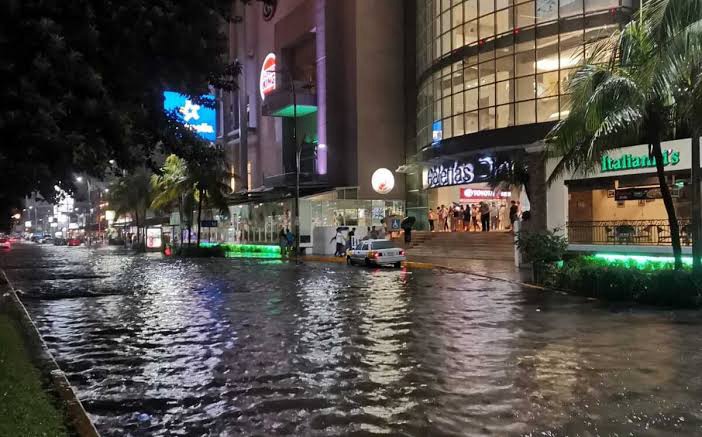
[601,149,681,173]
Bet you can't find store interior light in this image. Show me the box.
[271,104,318,117]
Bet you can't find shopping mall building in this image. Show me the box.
[404,0,636,233]
[214,0,698,257]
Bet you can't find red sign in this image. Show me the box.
[259,53,276,100]
[459,188,511,201]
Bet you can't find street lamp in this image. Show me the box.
[75,176,92,233]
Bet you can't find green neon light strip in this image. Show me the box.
[199,242,281,257]
[592,253,693,268]
[271,104,318,117]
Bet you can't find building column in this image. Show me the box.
[315,0,327,175]
[525,144,547,232]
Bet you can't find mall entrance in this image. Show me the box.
[427,183,517,232]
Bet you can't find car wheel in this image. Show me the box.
[394,262,402,268]
[346,256,353,265]
[364,258,372,267]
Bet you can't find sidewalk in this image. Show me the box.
[407,255,532,283]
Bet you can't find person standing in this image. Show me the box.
[286,228,294,254]
[428,208,436,232]
[452,205,460,232]
[462,204,471,231]
[499,203,508,230]
[490,202,499,231]
[441,205,449,232]
[509,200,519,231]
[480,202,490,232]
[330,227,345,257]
[279,227,288,256]
[471,204,480,231]
[348,227,356,249]
[370,226,379,239]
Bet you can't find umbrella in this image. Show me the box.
[401,216,416,228]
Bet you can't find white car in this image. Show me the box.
[347,239,406,267]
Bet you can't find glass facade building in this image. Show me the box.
[415,0,633,150]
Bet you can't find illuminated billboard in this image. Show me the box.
[163,91,217,142]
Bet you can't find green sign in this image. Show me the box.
[601,149,680,173]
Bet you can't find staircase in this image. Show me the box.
[400,231,515,261]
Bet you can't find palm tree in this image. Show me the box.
[188,153,232,246]
[151,154,194,247]
[649,0,702,272]
[109,168,152,249]
[546,12,685,269]
[487,152,532,203]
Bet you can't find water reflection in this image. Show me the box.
[2,244,702,436]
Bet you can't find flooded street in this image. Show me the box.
[3,243,702,436]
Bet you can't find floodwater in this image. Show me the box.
[2,243,702,436]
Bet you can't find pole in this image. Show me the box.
[290,69,300,255]
[692,132,702,274]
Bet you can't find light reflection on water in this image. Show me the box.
[3,244,702,436]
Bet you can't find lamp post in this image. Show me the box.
[76,176,92,234]
[274,65,300,254]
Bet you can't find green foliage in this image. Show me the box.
[515,228,568,264]
[546,257,702,308]
[175,245,225,258]
[0,314,69,437]
[108,168,153,228]
[0,0,244,211]
[487,151,533,201]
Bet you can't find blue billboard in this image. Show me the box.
[163,91,217,142]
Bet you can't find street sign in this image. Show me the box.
[200,220,218,228]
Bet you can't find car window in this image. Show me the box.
[355,243,364,250]
[370,241,394,249]
[361,243,369,251]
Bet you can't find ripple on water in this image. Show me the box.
[3,243,702,436]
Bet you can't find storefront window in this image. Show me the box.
[416,0,623,148]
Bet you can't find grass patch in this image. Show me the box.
[0,313,69,437]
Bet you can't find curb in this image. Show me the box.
[298,255,433,269]
[0,270,100,437]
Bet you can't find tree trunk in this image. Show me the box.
[196,188,204,246]
[651,139,683,269]
[523,180,532,207]
[178,197,184,248]
[692,132,702,274]
[134,209,140,250]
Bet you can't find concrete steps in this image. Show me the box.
[402,231,515,261]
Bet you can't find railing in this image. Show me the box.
[567,219,694,246]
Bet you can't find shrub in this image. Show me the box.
[515,228,568,264]
[175,245,225,258]
[547,256,702,308]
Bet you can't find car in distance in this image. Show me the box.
[53,238,67,246]
[0,237,11,250]
[347,239,406,268]
[67,238,82,247]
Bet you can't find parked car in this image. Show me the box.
[0,237,11,250]
[67,238,82,247]
[41,236,53,244]
[347,239,406,268]
[53,238,67,246]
